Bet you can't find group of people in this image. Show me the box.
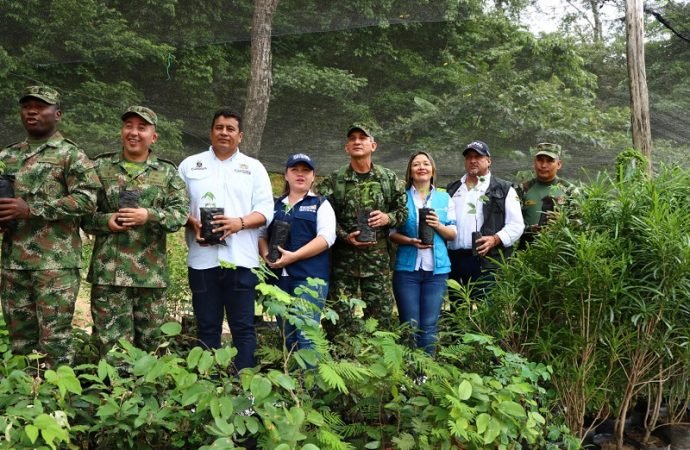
[0,85,569,370]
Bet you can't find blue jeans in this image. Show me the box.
[188,266,258,371]
[276,276,328,351]
[393,270,448,354]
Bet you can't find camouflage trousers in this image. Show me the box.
[90,284,167,357]
[0,268,80,367]
[323,272,395,341]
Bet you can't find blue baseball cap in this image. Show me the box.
[463,140,491,157]
[285,153,315,170]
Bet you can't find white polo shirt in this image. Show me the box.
[448,172,524,250]
[179,147,274,270]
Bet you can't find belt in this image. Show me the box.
[449,248,474,256]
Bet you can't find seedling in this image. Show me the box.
[355,182,380,243]
[199,191,226,246]
[201,191,216,207]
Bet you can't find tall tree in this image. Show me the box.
[626,0,653,174]
[243,0,280,156]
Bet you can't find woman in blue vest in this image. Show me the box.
[389,151,457,354]
[259,153,336,352]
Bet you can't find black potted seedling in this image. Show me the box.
[0,161,16,232]
[117,187,141,224]
[466,182,488,256]
[118,187,141,209]
[199,192,226,246]
[267,207,291,263]
[355,182,379,243]
[418,207,435,245]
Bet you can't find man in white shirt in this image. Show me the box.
[178,108,274,371]
[446,140,524,300]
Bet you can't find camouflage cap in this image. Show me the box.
[122,105,158,126]
[19,85,60,105]
[347,123,374,140]
[534,142,562,160]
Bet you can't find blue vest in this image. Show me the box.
[394,188,453,275]
[270,194,330,281]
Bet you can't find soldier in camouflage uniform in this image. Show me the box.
[518,142,572,248]
[317,124,407,339]
[0,86,101,367]
[82,106,188,357]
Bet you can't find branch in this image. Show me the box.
[644,7,690,43]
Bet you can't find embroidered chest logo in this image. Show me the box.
[191,160,207,171]
[299,205,317,213]
[234,163,251,175]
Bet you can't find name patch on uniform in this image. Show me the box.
[299,205,317,213]
[525,200,537,206]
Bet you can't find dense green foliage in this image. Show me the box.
[0,271,579,449]
[481,156,690,444]
[2,0,687,179]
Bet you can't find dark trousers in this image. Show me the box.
[188,266,258,371]
[448,249,494,305]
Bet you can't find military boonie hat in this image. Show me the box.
[19,85,60,105]
[534,142,562,160]
[347,123,374,140]
[463,140,491,157]
[122,105,158,126]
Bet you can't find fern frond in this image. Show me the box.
[391,432,417,450]
[319,363,348,393]
[316,428,354,450]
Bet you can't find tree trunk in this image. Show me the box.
[587,0,603,43]
[242,0,280,157]
[625,0,653,174]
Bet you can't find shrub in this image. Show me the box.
[482,159,690,446]
[0,273,577,449]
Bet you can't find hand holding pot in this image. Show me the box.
[346,230,378,247]
[367,210,390,228]
[210,214,243,241]
[407,237,433,250]
[474,234,501,257]
[0,197,31,220]
[266,246,298,269]
[117,207,149,227]
[107,213,130,232]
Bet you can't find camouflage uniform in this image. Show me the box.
[82,150,188,355]
[517,143,573,247]
[0,132,100,366]
[317,163,407,337]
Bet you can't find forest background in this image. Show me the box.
[0,0,688,183]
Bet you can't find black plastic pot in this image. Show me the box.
[118,188,141,209]
[267,219,291,262]
[656,424,690,450]
[418,207,435,245]
[471,231,482,256]
[356,207,377,243]
[0,175,16,232]
[625,426,671,450]
[587,432,642,449]
[117,188,141,224]
[199,207,227,246]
